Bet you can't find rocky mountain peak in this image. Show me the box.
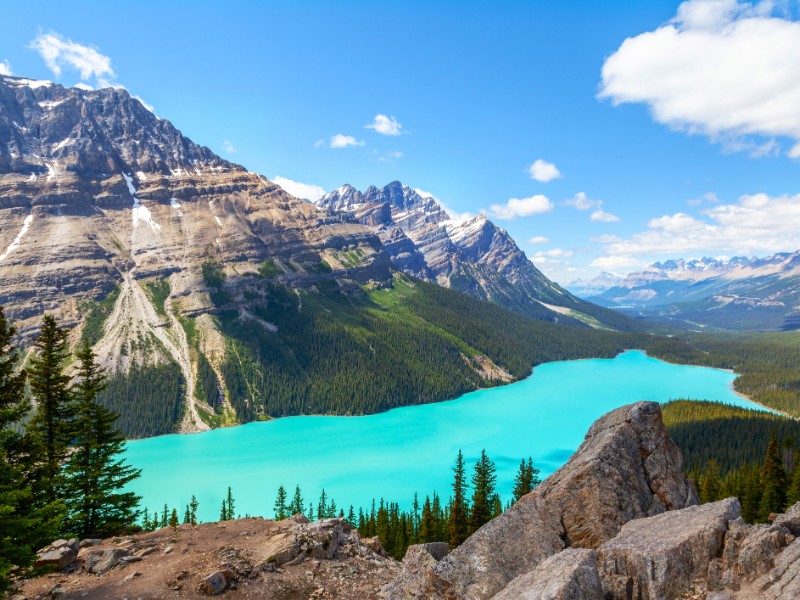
[1,75,232,178]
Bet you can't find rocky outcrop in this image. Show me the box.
[386,401,697,599]
[597,498,741,599]
[492,549,603,600]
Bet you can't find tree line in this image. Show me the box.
[0,308,141,593]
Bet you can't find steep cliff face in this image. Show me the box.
[0,75,392,432]
[317,182,636,330]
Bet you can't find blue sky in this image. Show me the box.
[3,0,800,283]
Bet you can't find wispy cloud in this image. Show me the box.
[599,0,800,157]
[222,140,236,153]
[30,32,114,85]
[273,175,326,202]
[565,192,620,222]
[528,159,563,183]
[565,192,600,211]
[329,134,365,149]
[528,235,551,245]
[487,194,554,220]
[414,187,474,224]
[590,209,620,223]
[0,60,12,76]
[366,114,403,136]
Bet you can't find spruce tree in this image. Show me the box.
[225,487,235,520]
[469,449,497,534]
[512,457,539,502]
[760,434,788,521]
[63,342,141,537]
[787,450,800,508]
[420,496,434,543]
[189,495,199,525]
[448,450,469,547]
[274,485,288,520]
[169,508,179,528]
[27,315,73,504]
[290,485,304,516]
[0,308,59,592]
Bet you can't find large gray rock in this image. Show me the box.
[746,537,800,599]
[85,548,132,574]
[597,498,741,600]
[493,548,603,600]
[385,401,696,600]
[383,543,452,599]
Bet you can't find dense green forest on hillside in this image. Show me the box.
[214,276,639,421]
[663,400,800,522]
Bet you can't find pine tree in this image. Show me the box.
[183,505,191,524]
[290,485,304,516]
[225,487,235,520]
[189,495,199,525]
[27,315,74,504]
[469,449,497,534]
[699,459,722,504]
[141,507,151,531]
[0,308,60,592]
[161,504,169,528]
[420,496,435,543]
[63,342,141,537]
[512,457,539,502]
[274,485,288,520]
[169,508,179,528]
[448,450,469,547]
[318,489,328,520]
[760,434,788,521]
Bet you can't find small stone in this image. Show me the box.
[122,571,141,582]
[198,571,228,596]
[163,545,173,554]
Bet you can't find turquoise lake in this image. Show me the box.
[125,350,764,522]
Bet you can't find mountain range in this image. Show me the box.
[0,75,637,438]
[570,254,800,331]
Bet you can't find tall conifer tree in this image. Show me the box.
[27,315,73,504]
[448,450,469,547]
[63,342,141,537]
[469,449,497,533]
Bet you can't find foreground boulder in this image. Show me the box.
[34,539,79,570]
[386,401,697,599]
[597,498,741,599]
[493,548,603,600]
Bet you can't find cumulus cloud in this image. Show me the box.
[329,134,365,149]
[487,195,554,220]
[599,0,800,156]
[273,175,326,202]
[595,193,800,260]
[30,32,114,82]
[222,140,236,153]
[590,209,621,222]
[528,235,551,245]
[528,159,563,182]
[366,114,403,136]
[0,60,12,76]
[535,248,574,259]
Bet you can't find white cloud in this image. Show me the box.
[133,95,156,115]
[528,159,563,183]
[528,236,551,245]
[330,134,365,149]
[565,192,600,210]
[687,191,722,206]
[590,255,645,270]
[273,175,326,202]
[414,187,474,224]
[590,209,621,222]
[566,191,620,222]
[366,114,403,136]
[599,0,800,156]
[370,149,404,163]
[30,32,114,81]
[73,82,94,91]
[0,60,12,76]
[487,195,554,220]
[596,192,800,258]
[535,248,574,258]
[222,140,236,153]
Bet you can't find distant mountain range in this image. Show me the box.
[569,254,800,331]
